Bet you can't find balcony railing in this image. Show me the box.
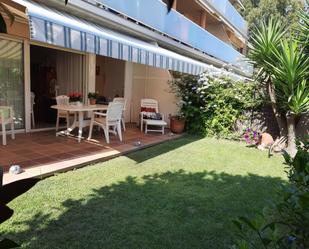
[84,0,252,75]
[200,0,247,36]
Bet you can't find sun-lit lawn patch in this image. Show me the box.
[0,136,286,249]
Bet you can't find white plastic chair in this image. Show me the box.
[30,92,35,129]
[0,106,15,145]
[141,98,159,113]
[113,97,127,131]
[140,98,165,133]
[88,102,124,144]
[55,95,71,131]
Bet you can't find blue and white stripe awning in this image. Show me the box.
[14,0,210,75]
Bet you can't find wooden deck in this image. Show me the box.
[0,124,181,184]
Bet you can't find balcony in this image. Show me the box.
[199,0,247,36]
[82,0,251,75]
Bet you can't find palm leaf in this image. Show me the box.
[267,40,309,114]
[248,18,287,76]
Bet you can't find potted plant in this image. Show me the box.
[169,114,185,134]
[68,92,83,105]
[244,128,261,146]
[88,92,98,105]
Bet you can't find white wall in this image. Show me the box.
[124,62,133,122]
[95,56,125,98]
[126,63,178,126]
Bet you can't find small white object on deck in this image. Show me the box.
[9,165,23,175]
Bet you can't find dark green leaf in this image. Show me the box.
[238,216,260,231]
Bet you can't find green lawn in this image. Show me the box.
[0,136,287,249]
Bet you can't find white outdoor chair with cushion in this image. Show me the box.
[88,102,124,144]
[0,106,15,145]
[113,97,127,131]
[140,98,167,134]
[55,95,72,131]
[30,92,35,128]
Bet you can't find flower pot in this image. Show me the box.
[89,98,96,105]
[70,101,82,106]
[170,117,185,134]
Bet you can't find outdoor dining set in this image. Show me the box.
[52,95,127,143]
[0,94,168,145]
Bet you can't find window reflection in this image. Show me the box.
[0,39,24,129]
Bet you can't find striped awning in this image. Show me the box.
[0,39,23,60]
[13,0,211,75]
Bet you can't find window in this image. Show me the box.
[0,39,24,129]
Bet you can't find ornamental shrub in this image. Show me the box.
[169,69,263,138]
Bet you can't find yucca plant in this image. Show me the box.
[249,18,287,73]
[267,40,309,155]
[249,18,288,138]
[249,15,309,156]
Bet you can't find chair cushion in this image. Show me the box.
[143,112,162,120]
[141,107,156,113]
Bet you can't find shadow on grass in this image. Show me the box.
[0,178,41,248]
[3,170,286,249]
[127,135,202,163]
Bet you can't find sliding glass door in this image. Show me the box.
[0,38,24,130]
[30,45,84,129]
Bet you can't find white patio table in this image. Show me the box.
[51,104,108,142]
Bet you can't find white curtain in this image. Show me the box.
[0,39,24,129]
[56,51,84,95]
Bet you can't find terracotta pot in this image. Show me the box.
[170,117,185,134]
[89,98,96,105]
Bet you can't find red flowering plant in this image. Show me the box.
[68,92,83,102]
[244,128,261,145]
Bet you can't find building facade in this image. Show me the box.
[0,0,251,133]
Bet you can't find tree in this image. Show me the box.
[249,18,288,138]
[268,41,309,155]
[297,1,309,54]
[249,15,309,156]
[240,0,303,33]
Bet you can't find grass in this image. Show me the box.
[0,136,287,249]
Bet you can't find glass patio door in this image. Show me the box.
[0,38,24,130]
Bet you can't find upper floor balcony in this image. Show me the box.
[198,0,247,37]
[82,0,252,75]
